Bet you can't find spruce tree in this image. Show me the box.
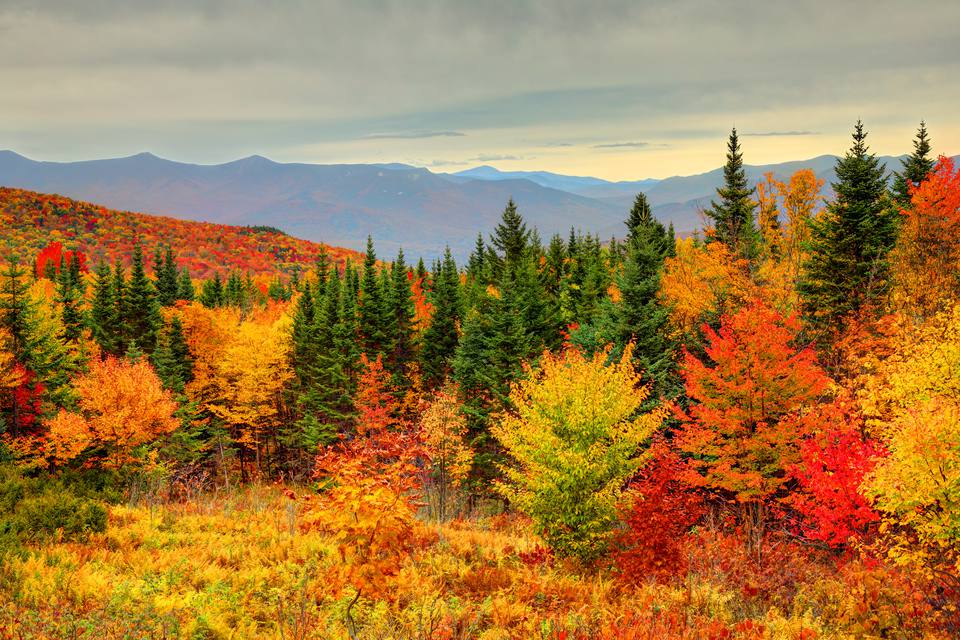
[705,128,759,260]
[800,121,896,336]
[55,253,84,343]
[155,247,179,307]
[626,193,653,245]
[167,316,192,385]
[89,261,120,355]
[112,263,128,349]
[491,198,529,272]
[358,237,389,358]
[123,243,161,354]
[892,121,935,206]
[0,261,72,435]
[572,210,677,397]
[420,247,461,386]
[200,273,224,308]
[178,268,195,302]
[387,249,416,383]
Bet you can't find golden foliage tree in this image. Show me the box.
[493,345,664,562]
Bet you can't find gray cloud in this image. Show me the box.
[0,0,957,172]
[742,131,820,137]
[363,131,465,140]
[468,154,521,162]
[593,141,650,149]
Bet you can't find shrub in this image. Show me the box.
[10,493,107,541]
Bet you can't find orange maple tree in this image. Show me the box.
[44,356,179,467]
[675,299,829,555]
[301,354,429,635]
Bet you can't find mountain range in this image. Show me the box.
[1,150,954,260]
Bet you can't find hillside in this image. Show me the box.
[0,151,625,259]
[0,187,361,278]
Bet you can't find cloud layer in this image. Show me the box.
[1,0,957,178]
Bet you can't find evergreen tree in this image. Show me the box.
[892,121,935,206]
[386,249,416,383]
[800,121,897,336]
[704,128,759,260]
[89,261,120,355]
[55,253,84,343]
[491,198,529,272]
[626,193,653,245]
[467,233,487,280]
[200,273,224,308]
[224,272,246,308]
[0,261,72,435]
[358,237,390,358]
[155,247,180,307]
[178,268,195,302]
[167,316,193,385]
[420,247,462,386]
[123,243,161,354]
[112,263,128,349]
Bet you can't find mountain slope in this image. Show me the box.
[450,165,660,195]
[0,186,361,278]
[0,152,626,258]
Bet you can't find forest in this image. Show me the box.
[0,121,958,639]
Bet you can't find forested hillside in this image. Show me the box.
[1,122,959,638]
[0,187,362,278]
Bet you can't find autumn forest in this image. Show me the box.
[1,121,959,639]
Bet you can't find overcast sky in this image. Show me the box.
[1,1,957,179]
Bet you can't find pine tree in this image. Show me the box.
[155,247,180,307]
[387,249,416,383]
[123,243,161,354]
[626,193,653,245]
[167,315,193,385]
[572,210,677,397]
[705,128,759,260]
[467,233,487,280]
[800,121,897,336]
[55,253,84,343]
[112,263,128,349]
[89,261,120,355]
[178,268,195,302]
[421,248,462,386]
[491,198,529,272]
[0,261,72,435]
[200,273,224,308]
[892,121,935,206]
[358,237,390,358]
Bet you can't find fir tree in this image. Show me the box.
[123,243,161,354]
[155,247,179,307]
[800,121,897,336]
[491,198,529,272]
[892,121,935,206]
[387,249,416,383]
[200,273,224,308]
[112,263,128,349]
[358,237,389,358]
[0,261,72,435]
[626,193,653,245]
[420,247,462,386]
[89,261,120,355]
[55,253,84,343]
[705,128,759,260]
[178,268,195,302]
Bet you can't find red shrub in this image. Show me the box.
[613,440,706,583]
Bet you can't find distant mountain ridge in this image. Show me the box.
[2,150,956,260]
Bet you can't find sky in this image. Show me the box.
[1,0,958,180]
